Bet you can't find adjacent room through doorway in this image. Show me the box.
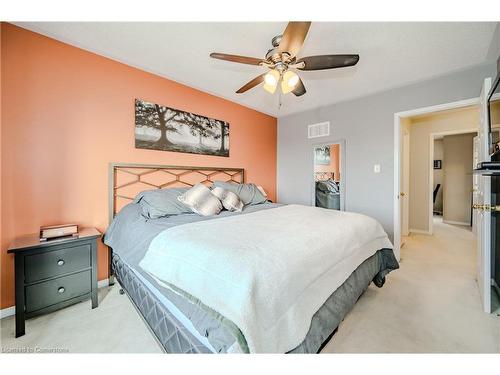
[399,105,478,237]
[432,132,477,227]
[396,103,500,315]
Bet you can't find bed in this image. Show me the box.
[104,163,398,353]
[315,180,340,210]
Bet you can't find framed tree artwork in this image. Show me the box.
[314,146,331,165]
[134,99,229,157]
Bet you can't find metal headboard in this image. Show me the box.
[108,162,244,223]
[315,171,334,181]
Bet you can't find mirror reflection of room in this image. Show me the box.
[314,143,342,210]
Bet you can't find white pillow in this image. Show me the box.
[178,183,222,216]
[256,185,268,198]
[211,186,244,212]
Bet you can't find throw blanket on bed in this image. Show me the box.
[139,204,393,353]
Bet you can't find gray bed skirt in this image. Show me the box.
[111,249,398,353]
[112,255,212,353]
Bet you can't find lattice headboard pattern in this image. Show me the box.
[109,163,244,222]
[315,171,334,181]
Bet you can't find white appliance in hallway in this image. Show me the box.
[472,77,492,314]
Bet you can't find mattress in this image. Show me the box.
[104,202,398,353]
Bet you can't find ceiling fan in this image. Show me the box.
[210,22,359,97]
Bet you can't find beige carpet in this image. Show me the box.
[322,218,500,353]
[1,283,162,353]
[1,218,499,353]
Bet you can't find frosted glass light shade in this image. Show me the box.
[281,70,299,94]
[263,70,279,94]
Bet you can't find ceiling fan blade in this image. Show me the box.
[236,74,266,93]
[297,54,359,71]
[210,53,264,66]
[278,22,311,58]
[292,77,306,97]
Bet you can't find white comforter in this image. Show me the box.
[139,204,392,353]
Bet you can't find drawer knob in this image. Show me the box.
[57,259,65,266]
[58,287,65,294]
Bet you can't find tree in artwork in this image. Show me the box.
[135,99,229,157]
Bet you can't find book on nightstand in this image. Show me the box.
[39,224,79,242]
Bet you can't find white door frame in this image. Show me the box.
[476,77,493,313]
[393,97,479,261]
[401,127,410,237]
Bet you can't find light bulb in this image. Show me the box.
[288,74,299,87]
[263,70,279,94]
[264,71,278,86]
[281,70,300,94]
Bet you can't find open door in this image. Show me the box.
[400,127,410,239]
[472,77,492,313]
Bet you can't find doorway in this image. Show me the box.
[399,107,477,237]
[394,98,500,312]
[395,78,497,317]
[312,141,345,211]
[394,98,479,259]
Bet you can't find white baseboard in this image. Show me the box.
[0,306,15,319]
[443,220,471,226]
[409,228,432,235]
[98,278,110,288]
[0,278,110,319]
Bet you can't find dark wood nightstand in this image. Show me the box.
[8,227,101,338]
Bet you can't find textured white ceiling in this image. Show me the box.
[15,22,498,117]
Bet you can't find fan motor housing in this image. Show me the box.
[266,47,281,63]
[271,34,282,47]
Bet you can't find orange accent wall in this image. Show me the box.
[0,23,277,309]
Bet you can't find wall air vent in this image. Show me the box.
[307,121,330,139]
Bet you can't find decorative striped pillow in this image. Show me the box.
[178,183,222,216]
[211,186,244,212]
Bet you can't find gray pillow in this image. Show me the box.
[178,183,223,216]
[212,181,267,206]
[316,180,339,194]
[134,187,191,219]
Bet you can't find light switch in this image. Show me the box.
[374,164,381,173]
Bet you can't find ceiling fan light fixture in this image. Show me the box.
[210,22,359,98]
[263,70,280,94]
[281,70,299,94]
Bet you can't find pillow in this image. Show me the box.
[211,186,244,212]
[316,180,339,194]
[134,187,191,219]
[178,183,223,216]
[212,181,267,206]
[256,185,268,198]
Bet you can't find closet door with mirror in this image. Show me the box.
[313,141,345,211]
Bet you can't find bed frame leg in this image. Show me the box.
[119,288,125,295]
[108,246,116,286]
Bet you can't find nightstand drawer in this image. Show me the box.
[25,270,91,313]
[25,244,91,283]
